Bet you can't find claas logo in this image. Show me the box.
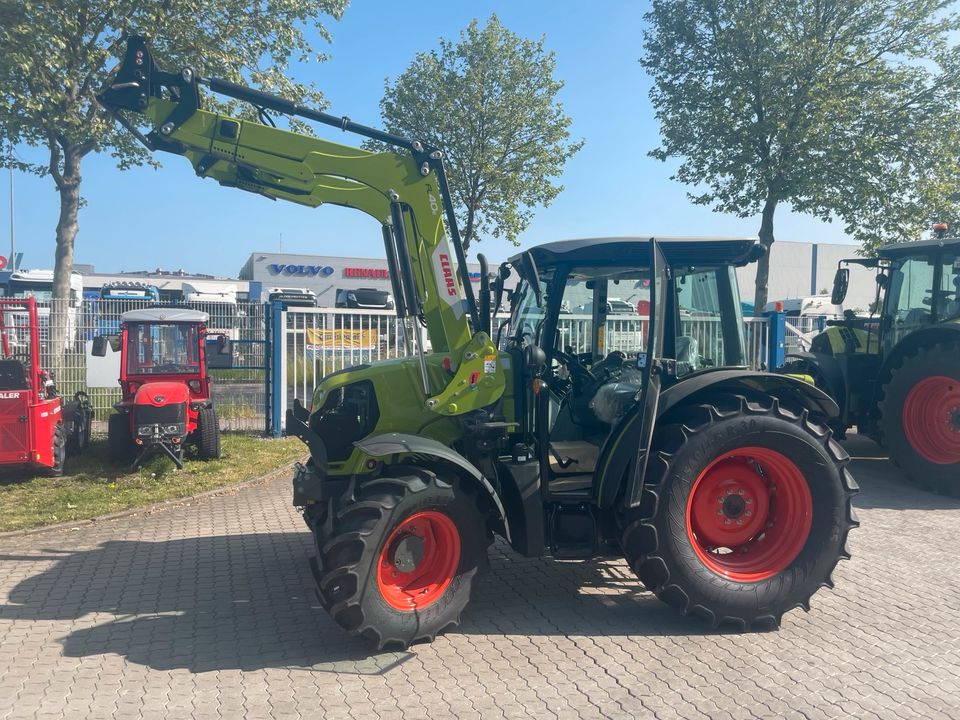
[439,254,457,296]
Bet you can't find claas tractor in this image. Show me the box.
[93,307,223,469]
[99,36,858,649]
[0,297,93,476]
[782,224,960,494]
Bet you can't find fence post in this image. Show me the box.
[765,310,786,370]
[269,301,287,437]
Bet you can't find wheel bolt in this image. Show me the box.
[727,489,734,495]
[718,496,724,503]
[724,519,731,525]
[738,489,745,496]
[736,519,743,525]
[745,510,752,517]
[746,498,753,505]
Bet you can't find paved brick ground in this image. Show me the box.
[1,434,958,719]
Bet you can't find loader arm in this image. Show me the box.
[97,36,479,364]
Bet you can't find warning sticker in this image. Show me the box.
[483,354,497,373]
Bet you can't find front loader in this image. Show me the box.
[100,37,857,650]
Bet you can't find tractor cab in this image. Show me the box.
[501,237,763,509]
[95,307,223,469]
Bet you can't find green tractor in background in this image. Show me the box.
[783,224,960,494]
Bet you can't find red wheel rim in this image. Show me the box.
[686,447,813,582]
[377,510,461,611]
[902,375,960,465]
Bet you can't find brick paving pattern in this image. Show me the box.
[1,434,958,719]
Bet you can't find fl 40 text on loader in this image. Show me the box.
[99,37,857,650]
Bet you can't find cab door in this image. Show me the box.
[594,238,669,508]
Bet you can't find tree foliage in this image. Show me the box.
[0,0,346,337]
[375,15,583,251]
[642,0,960,310]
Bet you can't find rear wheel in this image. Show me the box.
[108,413,134,462]
[315,468,491,650]
[880,344,960,495]
[45,423,66,477]
[619,396,858,629]
[196,406,221,460]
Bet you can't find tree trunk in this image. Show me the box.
[50,146,82,366]
[753,196,778,316]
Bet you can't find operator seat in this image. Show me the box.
[675,335,700,376]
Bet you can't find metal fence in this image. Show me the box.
[281,307,774,414]
[16,297,268,433]
[10,297,777,436]
[784,315,833,355]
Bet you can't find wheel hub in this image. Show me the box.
[389,534,425,574]
[902,376,960,464]
[686,448,813,582]
[722,494,746,519]
[376,511,461,611]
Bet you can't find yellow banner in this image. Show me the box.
[306,328,379,350]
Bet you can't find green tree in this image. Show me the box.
[376,15,583,251]
[0,0,346,352]
[642,0,960,312]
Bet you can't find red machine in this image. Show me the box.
[0,297,93,475]
[95,307,223,469]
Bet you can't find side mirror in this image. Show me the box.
[91,336,108,357]
[831,268,850,305]
[876,272,889,289]
[216,334,230,355]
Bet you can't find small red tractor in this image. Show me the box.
[94,307,224,469]
[0,297,93,476]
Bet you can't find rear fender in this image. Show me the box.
[879,323,960,385]
[354,433,510,543]
[594,369,838,510]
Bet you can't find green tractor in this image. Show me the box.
[783,225,960,494]
[100,37,857,649]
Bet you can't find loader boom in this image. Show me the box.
[98,36,478,364]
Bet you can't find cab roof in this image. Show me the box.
[877,236,960,259]
[510,236,765,269]
[121,307,209,324]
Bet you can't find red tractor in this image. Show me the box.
[94,307,223,469]
[0,297,93,476]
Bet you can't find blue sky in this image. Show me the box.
[5,0,855,277]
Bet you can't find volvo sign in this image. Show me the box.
[267,264,335,277]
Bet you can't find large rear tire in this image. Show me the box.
[196,406,221,460]
[620,396,858,629]
[315,468,491,650]
[108,413,134,462]
[880,343,960,495]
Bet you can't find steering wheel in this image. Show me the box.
[553,349,597,391]
[155,363,182,373]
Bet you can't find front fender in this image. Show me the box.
[355,432,510,543]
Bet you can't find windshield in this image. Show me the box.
[504,278,548,349]
[7,282,80,306]
[125,322,201,375]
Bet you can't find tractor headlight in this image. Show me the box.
[163,424,181,434]
[137,425,154,436]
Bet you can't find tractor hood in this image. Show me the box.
[134,382,190,407]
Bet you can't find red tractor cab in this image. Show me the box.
[0,297,93,475]
[96,307,223,469]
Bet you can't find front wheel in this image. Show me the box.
[45,423,66,477]
[620,396,858,629]
[195,406,221,460]
[315,468,491,650]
